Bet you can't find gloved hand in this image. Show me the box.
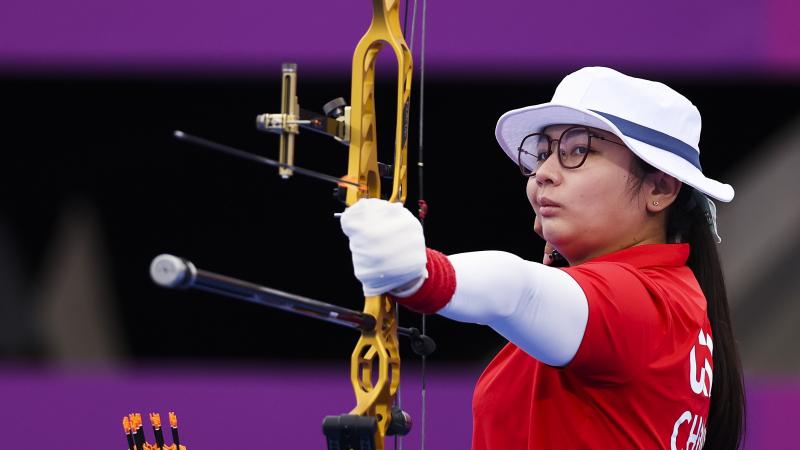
[340,198,428,297]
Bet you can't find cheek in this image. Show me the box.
[526,178,538,207]
[570,174,634,218]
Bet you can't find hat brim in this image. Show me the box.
[495,103,734,202]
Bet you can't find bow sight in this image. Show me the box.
[254,63,352,178]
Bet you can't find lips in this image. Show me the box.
[536,197,561,217]
[537,197,560,208]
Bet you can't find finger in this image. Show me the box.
[542,241,555,266]
[340,198,388,235]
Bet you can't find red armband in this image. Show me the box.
[392,248,456,314]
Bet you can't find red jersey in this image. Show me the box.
[470,244,713,449]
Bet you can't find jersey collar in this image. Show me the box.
[583,243,690,268]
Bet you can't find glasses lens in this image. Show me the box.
[558,128,590,168]
[519,133,549,176]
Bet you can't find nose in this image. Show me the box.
[533,148,561,186]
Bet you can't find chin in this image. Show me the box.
[541,225,573,250]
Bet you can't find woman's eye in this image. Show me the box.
[572,146,589,156]
[536,150,550,162]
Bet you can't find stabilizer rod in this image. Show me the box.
[149,254,436,355]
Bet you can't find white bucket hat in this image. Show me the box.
[495,66,734,203]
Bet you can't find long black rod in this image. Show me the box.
[193,268,375,331]
[151,254,375,331]
[150,254,428,340]
[173,130,362,188]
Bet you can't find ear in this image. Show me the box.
[644,172,682,213]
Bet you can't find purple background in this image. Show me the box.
[0,364,794,449]
[1,1,797,448]
[0,364,476,449]
[1,0,799,76]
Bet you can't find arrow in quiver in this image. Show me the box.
[122,411,186,450]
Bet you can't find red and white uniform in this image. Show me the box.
[400,243,713,450]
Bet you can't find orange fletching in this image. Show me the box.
[150,412,162,428]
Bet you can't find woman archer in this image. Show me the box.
[340,67,745,450]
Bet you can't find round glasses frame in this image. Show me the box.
[516,126,627,177]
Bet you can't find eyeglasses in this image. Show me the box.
[517,126,626,177]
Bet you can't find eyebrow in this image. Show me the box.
[541,127,626,146]
[591,134,626,147]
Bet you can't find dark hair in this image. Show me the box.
[630,159,746,450]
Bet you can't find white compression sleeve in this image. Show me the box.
[439,251,589,367]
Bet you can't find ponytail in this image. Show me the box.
[668,186,746,450]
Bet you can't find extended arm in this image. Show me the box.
[341,199,588,366]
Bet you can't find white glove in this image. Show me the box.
[340,198,428,297]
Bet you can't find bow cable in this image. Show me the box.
[401,1,429,449]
